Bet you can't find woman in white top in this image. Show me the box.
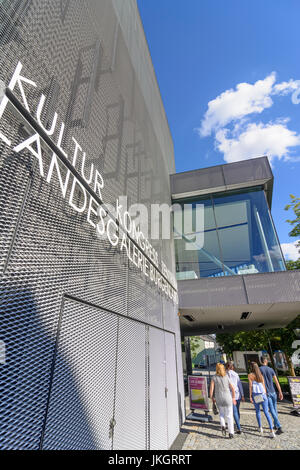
[225,361,245,433]
[248,362,275,438]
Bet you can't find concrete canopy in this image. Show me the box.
[178,270,300,335]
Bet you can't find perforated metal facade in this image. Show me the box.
[0,0,183,450]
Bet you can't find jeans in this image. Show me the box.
[252,392,273,430]
[267,392,281,428]
[219,405,234,435]
[233,399,241,430]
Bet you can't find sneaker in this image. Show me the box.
[259,427,263,434]
[221,426,226,436]
[270,430,276,439]
[276,427,284,435]
[229,433,234,439]
[236,430,242,434]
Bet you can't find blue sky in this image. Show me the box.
[138,0,300,260]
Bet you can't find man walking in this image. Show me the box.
[260,356,284,435]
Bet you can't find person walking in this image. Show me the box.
[260,356,284,435]
[209,362,236,438]
[225,361,245,434]
[248,362,276,438]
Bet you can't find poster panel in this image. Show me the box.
[188,375,209,411]
[288,376,300,408]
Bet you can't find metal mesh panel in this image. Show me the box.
[0,280,61,450]
[223,157,272,186]
[128,264,163,327]
[149,327,168,450]
[244,271,300,304]
[174,328,185,425]
[179,272,300,309]
[42,299,118,450]
[178,276,247,308]
[163,296,178,332]
[113,317,146,450]
[171,157,272,199]
[171,166,225,196]
[165,332,180,447]
[112,0,175,176]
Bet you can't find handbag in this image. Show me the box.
[253,394,264,404]
[212,402,219,415]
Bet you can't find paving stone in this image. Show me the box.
[171,400,300,451]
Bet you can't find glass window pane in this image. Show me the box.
[174,198,225,279]
[213,188,285,275]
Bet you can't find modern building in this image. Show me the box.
[232,350,292,373]
[171,158,300,339]
[191,336,222,368]
[0,0,184,450]
[1,0,299,452]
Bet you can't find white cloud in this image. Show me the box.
[198,74,300,138]
[198,73,276,136]
[281,240,300,261]
[273,79,299,95]
[215,121,300,164]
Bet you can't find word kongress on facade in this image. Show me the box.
[0,61,178,303]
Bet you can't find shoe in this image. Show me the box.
[229,433,234,439]
[276,427,284,435]
[274,425,278,431]
[236,430,242,434]
[270,430,276,439]
[259,427,263,434]
[221,426,226,436]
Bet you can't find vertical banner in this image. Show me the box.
[188,376,209,411]
[288,376,300,408]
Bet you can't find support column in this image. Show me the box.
[184,336,193,377]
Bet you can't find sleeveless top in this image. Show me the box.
[252,380,264,394]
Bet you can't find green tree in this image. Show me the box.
[286,259,300,270]
[285,194,300,240]
[217,316,300,376]
[189,336,202,360]
[268,315,300,376]
[285,195,300,268]
[216,330,266,356]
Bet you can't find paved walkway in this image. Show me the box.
[172,399,300,450]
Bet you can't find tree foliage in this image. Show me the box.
[286,259,300,270]
[284,195,300,267]
[285,194,300,240]
[216,330,267,356]
[189,336,202,358]
[271,315,300,359]
[216,316,300,375]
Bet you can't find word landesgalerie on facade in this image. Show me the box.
[1,0,300,451]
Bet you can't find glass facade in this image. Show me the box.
[174,187,286,280]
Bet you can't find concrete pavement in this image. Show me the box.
[171,391,300,450]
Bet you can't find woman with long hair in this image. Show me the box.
[248,362,276,438]
[209,362,236,438]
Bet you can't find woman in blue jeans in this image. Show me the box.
[226,361,245,433]
[248,362,276,438]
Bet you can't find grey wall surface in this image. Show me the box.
[0,0,183,449]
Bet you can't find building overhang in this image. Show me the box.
[171,156,274,208]
[178,270,300,336]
